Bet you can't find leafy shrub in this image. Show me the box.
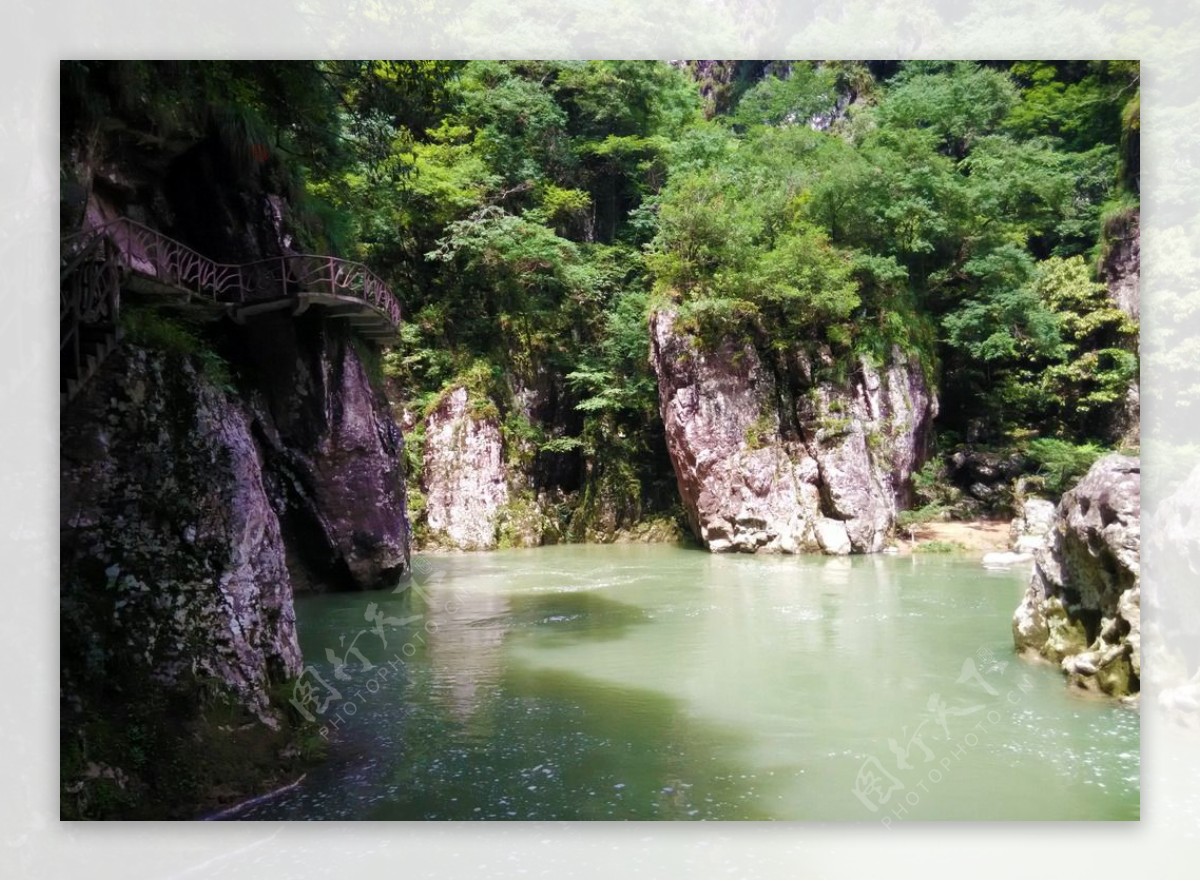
[914,540,966,553]
[540,436,587,455]
[744,413,775,450]
[911,458,963,510]
[121,305,233,390]
[896,503,951,531]
[1024,437,1104,496]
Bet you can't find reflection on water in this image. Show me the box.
[239,544,1139,821]
[424,576,509,726]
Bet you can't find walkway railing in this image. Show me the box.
[60,216,403,404]
[60,230,121,402]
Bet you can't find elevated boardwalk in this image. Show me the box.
[61,218,402,406]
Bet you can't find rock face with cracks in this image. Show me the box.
[1099,209,1140,447]
[61,122,413,818]
[649,310,936,555]
[61,348,304,725]
[238,313,411,591]
[1013,454,1141,698]
[421,386,511,550]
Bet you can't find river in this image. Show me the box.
[236,544,1139,821]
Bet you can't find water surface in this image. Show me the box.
[239,544,1139,821]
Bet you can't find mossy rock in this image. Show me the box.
[1041,598,1090,662]
[61,674,325,820]
[496,494,545,548]
[1094,652,1134,697]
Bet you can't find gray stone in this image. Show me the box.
[1098,210,1139,446]
[1010,497,1057,553]
[1012,454,1141,698]
[816,518,853,556]
[241,318,411,591]
[1063,652,1100,676]
[1101,211,1139,321]
[1014,534,1046,554]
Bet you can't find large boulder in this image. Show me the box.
[1012,454,1141,698]
[649,310,936,554]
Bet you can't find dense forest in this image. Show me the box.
[62,59,1140,539]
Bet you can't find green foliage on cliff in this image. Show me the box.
[121,305,234,391]
[71,59,1140,532]
[647,60,1138,450]
[310,59,1135,520]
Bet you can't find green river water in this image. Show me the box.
[237,544,1139,821]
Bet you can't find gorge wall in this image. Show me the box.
[1102,210,1140,323]
[649,311,936,554]
[237,313,410,591]
[413,369,679,552]
[420,386,513,550]
[60,130,411,817]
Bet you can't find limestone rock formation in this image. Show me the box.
[422,386,511,550]
[649,310,936,554]
[1012,454,1141,698]
[61,347,303,723]
[59,102,414,817]
[239,315,410,590]
[1101,210,1140,321]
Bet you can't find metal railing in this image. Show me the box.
[62,217,403,326]
[60,231,120,393]
[61,216,403,404]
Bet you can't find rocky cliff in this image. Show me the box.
[1101,210,1140,322]
[61,325,409,818]
[61,347,302,718]
[1009,497,1058,554]
[421,386,512,550]
[1012,454,1140,698]
[238,313,410,590]
[413,365,679,551]
[60,129,411,816]
[60,347,311,817]
[649,311,936,554]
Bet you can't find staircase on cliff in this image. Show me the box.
[60,217,403,407]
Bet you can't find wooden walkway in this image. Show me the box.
[61,217,402,406]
